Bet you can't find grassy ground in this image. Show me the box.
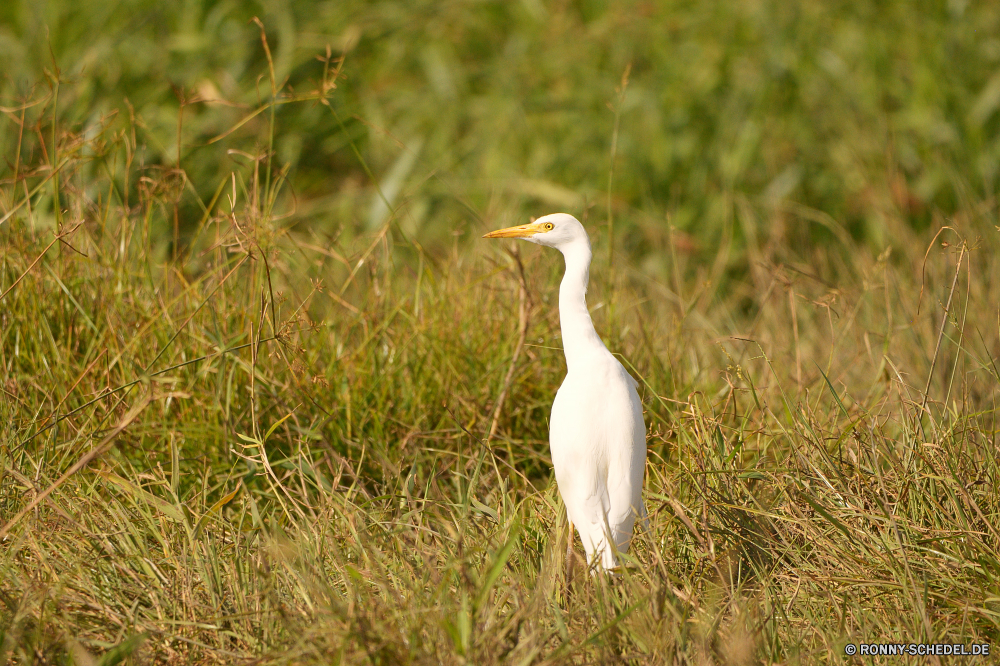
[2,2,1000,664]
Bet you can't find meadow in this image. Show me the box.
[1,1,1000,663]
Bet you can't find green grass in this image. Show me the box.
[2,2,1000,664]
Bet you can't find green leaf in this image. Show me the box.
[99,471,186,524]
[800,493,853,540]
[816,362,850,418]
[169,434,180,496]
[193,486,241,538]
[738,471,767,480]
[97,632,147,666]
[471,497,499,522]
[264,411,295,441]
[475,521,520,611]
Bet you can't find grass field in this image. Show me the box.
[2,1,1000,664]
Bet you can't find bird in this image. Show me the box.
[483,213,647,572]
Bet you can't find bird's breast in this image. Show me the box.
[549,356,643,458]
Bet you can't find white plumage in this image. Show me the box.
[484,213,647,570]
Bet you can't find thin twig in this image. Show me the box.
[21,337,275,447]
[0,388,153,540]
[606,63,631,277]
[0,221,82,304]
[489,248,530,441]
[790,285,801,388]
[943,251,972,411]
[917,242,966,438]
[915,226,955,317]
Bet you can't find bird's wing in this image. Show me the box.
[550,377,614,560]
[603,371,647,549]
[550,381,608,511]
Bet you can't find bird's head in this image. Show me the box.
[482,213,589,251]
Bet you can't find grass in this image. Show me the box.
[2,2,1000,664]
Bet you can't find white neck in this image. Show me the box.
[557,239,607,370]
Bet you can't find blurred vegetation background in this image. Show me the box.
[3,2,1000,663]
[4,0,1000,270]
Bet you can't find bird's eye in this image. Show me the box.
[543,222,554,231]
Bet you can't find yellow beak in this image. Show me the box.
[482,222,544,239]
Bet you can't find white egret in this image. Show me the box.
[484,213,647,571]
